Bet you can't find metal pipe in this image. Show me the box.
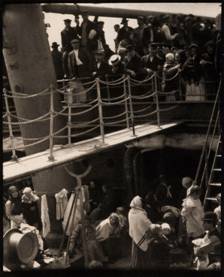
[48,84,55,161]
[41,3,215,19]
[3,89,18,161]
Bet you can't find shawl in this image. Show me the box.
[128,196,152,251]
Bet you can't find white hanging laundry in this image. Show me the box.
[41,194,51,238]
[55,188,68,220]
[62,192,82,236]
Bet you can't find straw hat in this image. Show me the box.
[108,54,121,66]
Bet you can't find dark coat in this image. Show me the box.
[142,54,165,72]
[124,52,146,78]
[92,60,111,78]
[142,26,154,48]
[51,49,64,79]
[117,26,133,43]
[78,20,98,52]
[68,48,91,78]
[61,27,78,52]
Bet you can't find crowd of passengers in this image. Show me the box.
[50,11,221,101]
[3,175,221,270]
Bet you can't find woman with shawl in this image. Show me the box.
[128,195,153,268]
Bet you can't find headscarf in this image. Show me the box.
[96,213,120,242]
[128,195,152,251]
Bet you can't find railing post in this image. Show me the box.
[3,88,18,161]
[127,75,136,136]
[48,84,55,161]
[96,78,105,143]
[123,76,130,129]
[154,74,161,128]
[67,88,72,146]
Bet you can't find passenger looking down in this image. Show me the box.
[46,12,221,102]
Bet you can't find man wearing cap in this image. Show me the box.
[92,50,111,78]
[78,11,98,53]
[192,211,221,269]
[142,16,155,53]
[123,44,146,79]
[141,43,165,73]
[51,42,64,80]
[117,18,133,46]
[61,19,79,77]
[131,16,146,56]
[68,38,91,78]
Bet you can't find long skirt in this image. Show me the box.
[130,241,149,269]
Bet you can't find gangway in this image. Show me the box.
[3,122,179,182]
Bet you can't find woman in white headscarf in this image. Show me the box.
[128,195,153,268]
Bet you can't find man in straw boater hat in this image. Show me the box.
[108,54,125,77]
[61,18,79,78]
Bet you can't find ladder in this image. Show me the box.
[194,79,221,210]
[203,137,222,211]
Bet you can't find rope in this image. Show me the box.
[58,103,98,116]
[104,118,128,126]
[131,91,157,100]
[101,92,126,102]
[5,135,50,151]
[158,90,178,95]
[3,112,51,125]
[130,73,155,83]
[99,77,128,86]
[132,104,154,114]
[9,111,50,122]
[69,117,100,128]
[70,125,99,138]
[57,82,96,96]
[53,125,68,136]
[159,105,179,112]
[156,70,180,81]
[101,97,129,106]
[134,110,157,118]
[6,87,50,99]
[103,111,127,120]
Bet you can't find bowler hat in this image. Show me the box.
[108,54,121,66]
[52,42,59,48]
[4,228,39,270]
[64,19,71,22]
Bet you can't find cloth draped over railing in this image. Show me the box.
[3,71,217,162]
